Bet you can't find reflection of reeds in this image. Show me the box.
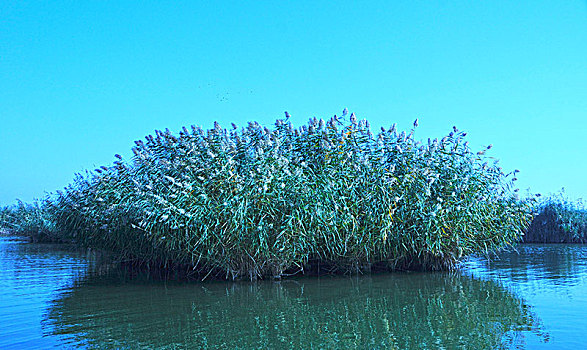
[525,192,587,243]
[47,272,543,349]
[4,111,532,279]
[475,244,587,285]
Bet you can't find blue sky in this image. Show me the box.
[1,1,586,205]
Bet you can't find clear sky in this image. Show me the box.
[1,1,586,205]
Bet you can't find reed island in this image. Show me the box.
[1,112,535,280]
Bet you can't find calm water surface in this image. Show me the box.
[1,236,586,349]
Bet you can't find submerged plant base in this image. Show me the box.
[112,255,463,282]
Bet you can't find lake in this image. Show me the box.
[1,236,586,349]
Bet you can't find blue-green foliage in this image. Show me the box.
[10,112,533,279]
[525,192,587,243]
[0,200,62,242]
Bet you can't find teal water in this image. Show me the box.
[1,237,586,349]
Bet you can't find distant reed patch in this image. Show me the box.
[0,201,64,242]
[525,193,587,243]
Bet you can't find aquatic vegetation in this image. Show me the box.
[44,111,531,279]
[0,200,63,242]
[525,192,587,243]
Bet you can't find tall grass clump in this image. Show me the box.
[0,200,62,242]
[525,191,587,243]
[48,111,533,280]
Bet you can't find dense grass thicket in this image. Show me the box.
[525,193,587,243]
[0,201,63,242]
[2,112,533,279]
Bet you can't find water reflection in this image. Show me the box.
[0,237,551,349]
[0,237,93,349]
[468,244,587,287]
[47,270,541,349]
[464,245,587,349]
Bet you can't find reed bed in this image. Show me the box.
[36,111,531,280]
[0,200,63,242]
[525,192,587,243]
